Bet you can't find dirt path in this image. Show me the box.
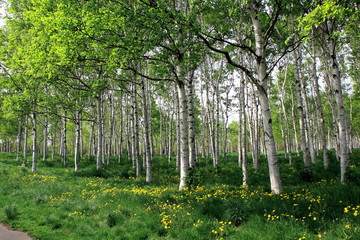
[0,224,34,240]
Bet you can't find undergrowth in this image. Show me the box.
[0,149,359,239]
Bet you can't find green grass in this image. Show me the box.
[0,149,359,239]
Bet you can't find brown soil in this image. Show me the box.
[0,224,34,240]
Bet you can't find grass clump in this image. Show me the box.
[3,204,18,221]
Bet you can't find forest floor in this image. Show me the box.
[0,224,34,240]
[0,150,359,239]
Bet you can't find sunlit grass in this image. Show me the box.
[0,149,359,239]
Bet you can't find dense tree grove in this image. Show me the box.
[0,0,359,193]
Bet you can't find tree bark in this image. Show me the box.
[141,78,152,182]
[43,115,48,161]
[96,96,103,170]
[74,109,80,172]
[16,118,23,162]
[293,47,310,168]
[248,1,282,193]
[311,40,328,169]
[131,76,141,177]
[60,112,67,167]
[177,67,189,191]
[327,19,349,183]
[279,62,293,164]
[31,111,37,172]
[187,70,196,169]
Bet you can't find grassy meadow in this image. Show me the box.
[0,150,359,240]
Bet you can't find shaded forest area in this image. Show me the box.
[0,0,359,194]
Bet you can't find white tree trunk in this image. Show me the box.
[311,43,328,168]
[142,78,152,182]
[293,48,310,168]
[31,111,37,172]
[43,115,48,161]
[96,96,103,170]
[187,70,196,169]
[326,20,349,183]
[249,1,282,193]
[177,70,189,191]
[61,112,67,167]
[16,119,23,162]
[23,116,28,166]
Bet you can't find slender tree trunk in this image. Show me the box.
[239,71,248,185]
[311,40,328,168]
[118,92,124,163]
[96,96,103,170]
[79,113,83,159]
[101,98,106,164]
[142,78,152,182]
[16,118,23,162]
[43,115,48,161]
[108,93,115,165]
[74,110,80,172]
[279,62,293,164]
[293,47,310,168]
[290,87,300,155]
[89,119,95,158]
[249,1,282,193]
[188,70,196,169]
[61,113,67,167]
[131,77,141,177]
[249,85,260,170]
[51,124,56,161]
[31,111,37,172]
[298,49,316,164]
[348,95,353,153]
[326,20,349,183]
[168,112,174,163]
[177,69,189,191]
[175,86,181,171]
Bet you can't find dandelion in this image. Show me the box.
[345,225,351,230]
[313,217,317,221]
[317,234,322,238]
